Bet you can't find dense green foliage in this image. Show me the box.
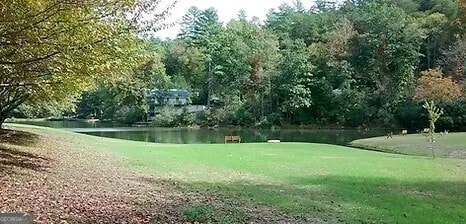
[127,0,465,128]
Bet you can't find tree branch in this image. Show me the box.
[0,51,60,65]
[0,81,62,88]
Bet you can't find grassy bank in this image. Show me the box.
[3,124,466,223]
[350,132,466,158]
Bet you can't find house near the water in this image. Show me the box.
[146,89,189,106]
[145,89,205,121]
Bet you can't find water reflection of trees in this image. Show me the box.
[79,128,386,145]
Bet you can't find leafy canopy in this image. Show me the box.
[0,0,171,122]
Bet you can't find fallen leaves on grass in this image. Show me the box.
[0,129,320,223]
[0,130,159,223]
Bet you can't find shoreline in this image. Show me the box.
[6,117,391,131]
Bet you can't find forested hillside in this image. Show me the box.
[18,0,466,130]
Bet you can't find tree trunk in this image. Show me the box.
[207,88,211,108]
[0,113,6,129]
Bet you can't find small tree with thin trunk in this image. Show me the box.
[413,68,462,157]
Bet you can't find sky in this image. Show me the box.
[155,0,314,39]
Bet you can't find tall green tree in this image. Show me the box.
[214,17,281,122]
[276,39,313,122]
[348,2,424,117]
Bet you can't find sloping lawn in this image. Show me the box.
[350,132,466,158]
[4,124,466,223]
[87,132,466,223]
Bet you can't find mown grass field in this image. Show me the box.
[5,124,466,223]
[351,132,466,158]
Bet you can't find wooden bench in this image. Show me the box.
[225,136,241,144]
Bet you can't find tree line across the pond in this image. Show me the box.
[2,0,466,131]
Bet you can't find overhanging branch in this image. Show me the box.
[0,51,60,65]
[0,81,62,88]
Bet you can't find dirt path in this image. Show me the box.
[0,128,315,223]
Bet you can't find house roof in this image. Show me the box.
[146,89,189,98]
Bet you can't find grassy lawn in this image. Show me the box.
[350,132,466,158]
[5,124,466,223]
[86,131,466,223]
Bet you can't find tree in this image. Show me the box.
[276,39,313,121]
[178,7,224,106]
[459,0,466,32]
[307,18,361,125]
[163,40,207,103]
[418,0,459,19]
[216,17,281,122]
[68,0,466,128]
[440,37,466,81]
[76,50,168,122]
[418,13,449,70]
[179,7,223,46]
[179,6,203,39]
[312,0,337,12]
[413,68,462,155]
[347,2,424,123]
[0,0,172,127]
[266,3,335,45]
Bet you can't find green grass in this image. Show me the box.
[7,124,466,223]
[351,132,466,158]
[183,204,247,224]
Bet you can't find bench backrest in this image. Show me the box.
[225,136,241,141]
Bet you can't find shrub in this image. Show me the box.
[195,108,225,127]
[233,103,255,126]
[437,99,466,131]
[152,106,178,127]
[394,99,427,130]
[266,112,283,126]
[177,107,196,126]
[114,105,145,124]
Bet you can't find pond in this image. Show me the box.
[9,120,386,145]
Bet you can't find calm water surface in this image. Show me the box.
[11,120,385,145]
